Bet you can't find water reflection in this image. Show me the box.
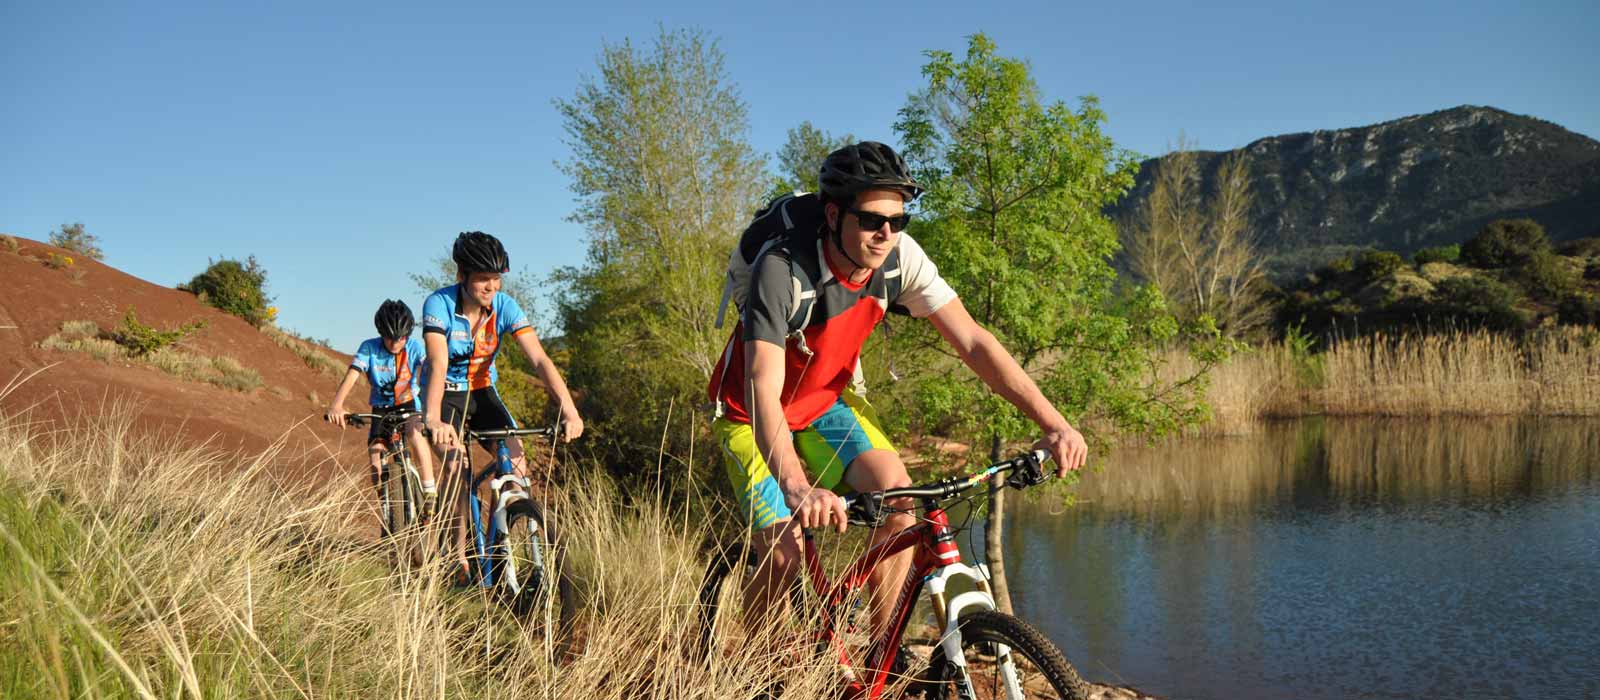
[1001,417,1600,700]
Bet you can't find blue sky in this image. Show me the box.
[4,0,1595,351]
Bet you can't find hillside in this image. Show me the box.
[0,235,365,462]
[1113,106,1600,278]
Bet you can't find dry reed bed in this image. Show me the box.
[1171,327,1600,435]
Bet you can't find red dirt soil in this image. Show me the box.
[0,236,371,470]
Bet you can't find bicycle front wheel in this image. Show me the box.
[921,610,1088,700]
[380,460,409,538]
[498,500,575,623]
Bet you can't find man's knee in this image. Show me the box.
[752,522,804,581]
[846,449,911,491]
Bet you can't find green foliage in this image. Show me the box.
[493,351,551,426]
[1322,256,1355,277]
[1461,218,1550,268]
[891,33,1229,458]
[181,256,273,327]
[1516,251,1581,300]
[552,27,765,475]
[47,222,104,261]
[1431,275,1530,331]
[766,121,853,200]
[1557,237,1600,258]
[1355,250,1404,280]
[1557,293,1600,326]
[1412,244,1461,265]
[108,308,206,357]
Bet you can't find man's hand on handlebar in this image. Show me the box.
[784,483,849,534]
[426,417,460,449]
[1035,423,1087,478]
[325,407,348,428]
[560,406,584,443]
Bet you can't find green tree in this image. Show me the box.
[552,27,765,478]
[180,256,272,327]
[893,34,1227,611]
[48,222,104,261]
[767,121,853,200]
[1461,218,1550,268]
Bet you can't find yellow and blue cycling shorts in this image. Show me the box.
[712,388,895,531]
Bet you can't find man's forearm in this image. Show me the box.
[962,331,1070,431]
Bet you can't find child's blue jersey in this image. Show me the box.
[420,285,533,392]
[351,336,425,409]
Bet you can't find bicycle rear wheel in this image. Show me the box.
[920,610,1088,700]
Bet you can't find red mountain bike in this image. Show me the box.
[698,450,1088,699]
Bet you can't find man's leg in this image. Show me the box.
[743,518,804,635]
[800,389,909,640]
[842,449,915,639]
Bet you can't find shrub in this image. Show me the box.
[1432,275,1530,330]
[1322,256,1355,276]
[1,234,18,254]
[1516,252,1581,301]
[1413,244,1461,265]
[47,222,104,261]
[1557,237,1600,258]
[108,307,206,357]
[42,252,74,269]
[1355,250,1405,280]
[181,256,272,326]
[1461,218,1550,269]
[1557,294,1600,326]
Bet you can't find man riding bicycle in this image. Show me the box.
[421,231,583,578]
[326,299,438,524]
[708,141,1089,640]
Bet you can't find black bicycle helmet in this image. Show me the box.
[818,141,923,203]
[374,299,414,340]
[452,231,510,275]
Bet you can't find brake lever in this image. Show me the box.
[845,492,886,528]
[1005,449,1052,490]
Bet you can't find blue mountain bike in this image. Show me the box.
[455,425,576,624]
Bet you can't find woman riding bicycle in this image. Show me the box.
[420,231,583,579]
[325,299,439,527]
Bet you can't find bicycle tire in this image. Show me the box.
[380,459,409,539]
[696,542,749,659]
[920,610,1088,700]
[498,500,576,627]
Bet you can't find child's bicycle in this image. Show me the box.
[340,410,434,546]
[453,425,576,624]
[697,450,1088,700]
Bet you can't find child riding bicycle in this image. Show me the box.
[325,299,439,525]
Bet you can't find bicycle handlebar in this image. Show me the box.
[843,449,1052,527]
[463,426,560,441]
[330,410,420,428]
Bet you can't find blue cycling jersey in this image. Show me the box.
[351,336,425,409]
[420,285,533,392]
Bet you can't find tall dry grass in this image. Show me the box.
[1170,327,1600,435]
[0,386,882,698]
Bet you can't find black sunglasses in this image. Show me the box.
[846,207,912,233]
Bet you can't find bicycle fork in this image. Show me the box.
[921,509,1022,700]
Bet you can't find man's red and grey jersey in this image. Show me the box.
[708,230,957,430]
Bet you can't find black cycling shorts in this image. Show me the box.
[366,404,416,448]
[438,387,518,449]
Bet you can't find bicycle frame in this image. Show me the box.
[800,503,999,699]
[461,438,533,587]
